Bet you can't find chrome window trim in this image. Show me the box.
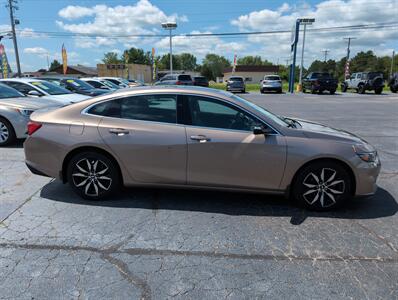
[81,92,282,136]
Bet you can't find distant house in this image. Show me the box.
[51,65,98,77]
[97,63,152,83]
[223,65,280,83]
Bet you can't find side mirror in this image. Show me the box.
[27,90,41,97]
[253,126,274,135]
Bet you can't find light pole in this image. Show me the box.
[298,18,315,92]
[161,22,177,75]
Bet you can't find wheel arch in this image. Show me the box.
[286,157,356,198]
[61,146,123,185]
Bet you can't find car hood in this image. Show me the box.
[48,93,91,104]
[297,118,370,145]
[0,97,62,110]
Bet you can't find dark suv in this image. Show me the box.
[302,72,338,94]
[342,72,384,94]
[388,73,398,93]
[193,76,209,87]
[226,76,245,93]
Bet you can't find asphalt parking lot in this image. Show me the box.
[0,91,397,299]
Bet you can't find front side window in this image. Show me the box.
[88,94,177,124]
[0,84,25,98]
[187,95,261,131]
[3,82,38,95]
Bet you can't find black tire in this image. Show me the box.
[260,89,264,94]
[67,151,120,200]
[292,161,352,211]
[242,89,246,93]
[302,87,306,93]
[311,86,316,94]
[374,87,382,95]
[0,117,16,146]
[390,86,397,93]
[341,83,348,92]
[358,84,365,94]
[330,89,336,95]
[277,89,282,94]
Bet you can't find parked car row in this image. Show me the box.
[154,74,209,87]
[0,76,143,146]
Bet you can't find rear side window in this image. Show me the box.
[87,81,103,88]
[230,77,243,82]
[88,94,177,124]
[120,94,177,124]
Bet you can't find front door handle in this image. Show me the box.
[109,128,129,136]
[190,135,211,143]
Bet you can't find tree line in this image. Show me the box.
[49,47,397,82]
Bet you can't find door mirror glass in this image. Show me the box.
[27,90,41,97]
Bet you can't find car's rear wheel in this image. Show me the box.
[390,86,397,93]
[341,83,348,92]
[67,151,120,200]
[0,117,16,146]
[330,89,336,95]
[292,161,352,211]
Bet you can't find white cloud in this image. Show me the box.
[231,0,398,65]
[155,31,246,58]
[56,0,188,48]
[24,47,48,55]
[0,25,46,39]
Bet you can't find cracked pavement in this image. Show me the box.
[0,92,397,299]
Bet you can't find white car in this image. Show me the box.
[260,75,282,94]
[0,78,90,105]
[81,78,121,91]
[98,77,130,88]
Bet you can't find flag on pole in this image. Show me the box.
[0,44,11,79]
[152,48,157,81]
[232,54,237,73]
[344,60,350,79]
[124,51,129,79]
[61,44,68,75]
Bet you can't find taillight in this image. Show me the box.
[27,121,42,136]
[176,81,182,85]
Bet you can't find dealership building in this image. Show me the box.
[223,65,280,83]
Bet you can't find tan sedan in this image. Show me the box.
[24,87,381,210]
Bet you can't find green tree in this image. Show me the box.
[237,55,273,66]
[124,47,152,65]
[158,54,181,70]
[201,54,231,81]
[49,59,61,71]
[102,52,122,64]
[179,53,197,71]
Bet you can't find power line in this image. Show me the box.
[322,49,330,62]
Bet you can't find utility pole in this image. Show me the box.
[343,37,356,79]
[322,49,330,62]
[6,0,21,77]
[390,50,395,78]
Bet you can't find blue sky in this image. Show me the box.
[0,0,397,72]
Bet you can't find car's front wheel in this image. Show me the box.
[292,161,352,211]
[67,151,120,200]
[374,87,382,94]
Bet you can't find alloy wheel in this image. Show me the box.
[0,121,9,143]
[302,168,345,208]
[72,158,112,197]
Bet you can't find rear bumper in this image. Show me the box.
[261,86,282,91]
[25,161,51,177]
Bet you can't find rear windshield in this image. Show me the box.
[29,81,72,95]
[194,77,207,82]
[0,84,25,99]
[178,75,192,81]
[63,79,95,90]
[230,77,243,82]
[311,72,332,79]
[264,76,280,80]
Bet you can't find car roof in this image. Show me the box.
[0,78,51,84]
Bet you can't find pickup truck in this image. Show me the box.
[341,72,384,94]
[302,72,338,94]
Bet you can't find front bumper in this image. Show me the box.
[354,158,381,196]
[227,86,245,91]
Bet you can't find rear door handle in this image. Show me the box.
[109,128,129,136]
[190,135,211,143]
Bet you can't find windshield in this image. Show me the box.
[0,84,25,99]
[178,75,192,81]
[194,77,207,82]
[230,77,243,82]
[29,81,72,95]
[264,76,280,81]
[312,72,332,79]
[100,80,121,89]
[64,79,95,90]
[228,93,289,127]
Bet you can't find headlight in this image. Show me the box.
[16,109,35,117]
[353,144,378,163]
